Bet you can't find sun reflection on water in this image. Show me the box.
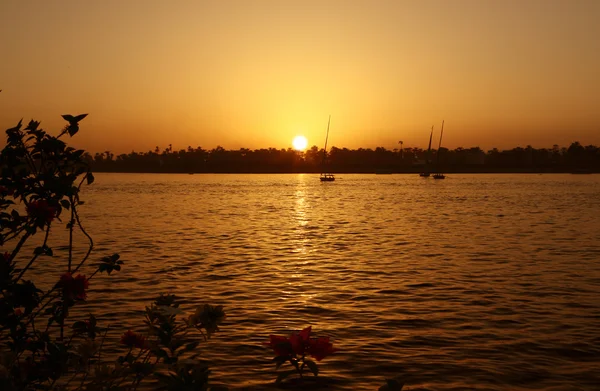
[293,174,310,255]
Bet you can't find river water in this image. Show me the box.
[20,173,600,390]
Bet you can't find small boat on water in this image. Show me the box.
[420,126,434,177]
[320,173,335,181]
[320,115,335,182]
[432,120,446,180]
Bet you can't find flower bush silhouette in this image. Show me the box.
[267,326,336,384]
[0,115,226,391]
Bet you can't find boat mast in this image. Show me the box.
[437,120,444,150]
[323,115,331,154]
[436,120,445,168]
[427,125,433,163]
[322,115,331,169]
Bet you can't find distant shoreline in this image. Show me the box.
[85,142,599,175]
[90,169,596,175]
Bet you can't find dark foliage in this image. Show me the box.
[87,142,600,174]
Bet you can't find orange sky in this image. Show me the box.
[1,0,599,154]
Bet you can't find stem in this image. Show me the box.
[60,300,65,341]
[63,369,82,390]
[26,290,60,329]
[21,136,40,176]
[77,371,89,390]
[97,325,110,362]
[132,352,151,391]
[71,206,93,274]
[3,225,28,243]
[65,333,77,349]
[68,198,74,272]
[15,228,49,282]
[9,231,31,264]
[47,376,58,389]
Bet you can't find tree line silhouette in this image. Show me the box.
[87,142,599,173]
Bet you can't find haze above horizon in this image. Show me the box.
[1,0,599,154]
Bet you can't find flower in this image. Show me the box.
[268,327,336,361]
[0,185,13,196]
[266,334,293,357]
[26,199,57,225]
[186,303,225,337]
[308,336,336,361]
[120,330,147,349]
[289,326,311,355]
[57,273,89,300]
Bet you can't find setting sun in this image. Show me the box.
[292,136,308,151]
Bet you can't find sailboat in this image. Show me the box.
[433,120,446,179]
[320,115,335,182]
[419,126,434,177]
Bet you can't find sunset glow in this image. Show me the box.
[292,136,308,151]
[2,2,600,389]
[0,1,599,154]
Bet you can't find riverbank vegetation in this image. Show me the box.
[88,143,599,174]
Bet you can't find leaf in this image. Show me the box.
[275,369,297,384]
[86,172,94,185]
[157,306,183,316]
[34,245,53,256]
[379,379,404,391]
[47,342,61,356]
[60,199,70,210]
[7,119,23,132]
[62,113,88,123]
[25,120,41,131]
[155,348,169,359]
[67,124,79,136]
[184,341,200,352]
[305,360,319,377]
[273,355,287,370]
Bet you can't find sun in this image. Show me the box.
[292,135,308,151]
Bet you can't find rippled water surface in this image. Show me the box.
[26,174,600,390]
